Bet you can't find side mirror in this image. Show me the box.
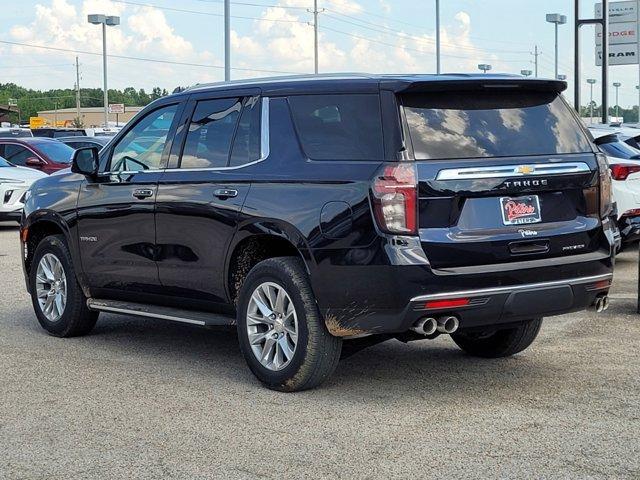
[71,147,99,177]
[25,157,44,167]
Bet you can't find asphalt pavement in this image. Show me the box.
[0,222,638,479]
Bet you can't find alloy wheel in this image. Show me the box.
[246,281,299,371]
[35,253,67,322]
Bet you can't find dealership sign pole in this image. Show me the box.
[576,0,608,124]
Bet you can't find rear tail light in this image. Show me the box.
[371,163,418,235]
[609,163,640,180]
[597,153,613,218]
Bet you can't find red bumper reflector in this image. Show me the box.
[425,298,470,309]
[586,280,611,291]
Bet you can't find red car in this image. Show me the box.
[0,138,75,175]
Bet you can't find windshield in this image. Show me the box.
[402,91,592,160]
[0,156,12,167]
[36,142,75,163]
[598,140,640,159]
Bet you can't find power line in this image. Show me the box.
[0,39,300,75]
[321,5,532,47]
[189,0,307,10]
[111,0,307,23]
[319,25,529,64]
[0,63,73,69]
[321,11,530,55]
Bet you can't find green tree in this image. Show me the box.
[0,82,168,124]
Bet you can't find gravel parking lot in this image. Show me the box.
[0,222,639,479]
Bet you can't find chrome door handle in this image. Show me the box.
[132,188,154,199]
[213,188,238,199]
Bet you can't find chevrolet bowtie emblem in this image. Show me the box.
[516,165,535,175]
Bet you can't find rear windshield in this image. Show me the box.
[403,91,592,160]
[289,94,383,161]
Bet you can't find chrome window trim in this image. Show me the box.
[435,161,591,181]
[410,273,612,302]
[101,97,270,175]
[162,96,270,174]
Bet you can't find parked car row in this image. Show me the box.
[0,126,122,139]
[588,126,640,250]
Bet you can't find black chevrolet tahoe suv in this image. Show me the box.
[20,74,615,391]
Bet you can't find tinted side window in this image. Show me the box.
[4,144,32,166]
[288,94,384,161]
[109,104,178,172]
[230,96,261,167]
[181,98,242,169]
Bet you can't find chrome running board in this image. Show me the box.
[87,299,235,327]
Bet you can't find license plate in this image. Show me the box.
[500,195,541,225]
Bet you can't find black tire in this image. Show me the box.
[451,318,542,358]
[236,257,342,392]
[29,234,98,337]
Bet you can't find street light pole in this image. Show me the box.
[637,0,640,124]
[225,0,230,81]
[587,78,597,123]
[88,14,120,128]
[546,13,567,80]
[101,21,107,127]
[314,0,319,74]
[75,56,81,124]
[435,0,441,74]
[613,82,622,120]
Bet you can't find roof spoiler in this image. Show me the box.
[384,79,567,94]
[592,133,620,146]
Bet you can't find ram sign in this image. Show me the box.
[595,1,640,65]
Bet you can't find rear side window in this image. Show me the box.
[230,96,261,167]
[181,98,242,169]
[289,94,383,161]
[403,91,592,160]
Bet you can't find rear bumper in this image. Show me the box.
[312,246,614,336]
[403,273,612,331]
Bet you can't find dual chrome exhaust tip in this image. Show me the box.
[591,295,610,313]
[411,316,459,335]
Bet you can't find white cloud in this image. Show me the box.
[3,0,509,91]
[231,3,508,76]
[5,0,220,91]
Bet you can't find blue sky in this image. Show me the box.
[1,0,638,107]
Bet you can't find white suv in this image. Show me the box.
[0,155,46,222]
[589,127,640,249]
